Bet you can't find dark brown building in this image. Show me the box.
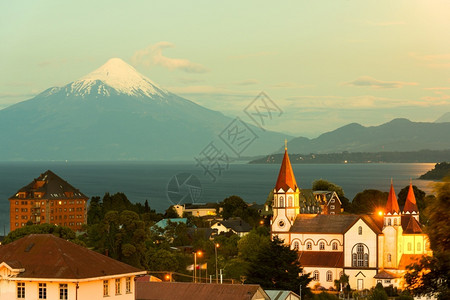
[9,170,88,232]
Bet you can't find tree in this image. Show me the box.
[3,223,78,244]
[87,196,103,225]
[164,206,180,218]
[246,236,311,297]
[218,195,260,226]
[404,179,450,299]
[351,189,388,214]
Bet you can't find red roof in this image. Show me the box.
[0,234,145,279]
[135,282,269,300]
[385,181,400,214]
[275,149,298,191]
[403,183,419,213]
[298,251,344,268]
[403,216,422,234]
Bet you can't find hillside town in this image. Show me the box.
[1,146,447,300]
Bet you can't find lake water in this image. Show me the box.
[0,162,436,233]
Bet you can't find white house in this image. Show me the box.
[0,234,146,299]
[211,217,251,237]
[271,146,432,291]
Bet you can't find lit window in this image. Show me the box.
[417,243,421,251]
[103,280,109,296]
[313,270,319,281]
[59,284,68,300]
[387,254,391,262]
[126,277,131,293]
[306,242,312,250]
[39,283,47,299]
[17,282,25,299]
[358,226,362,235]
[115,278,121,295]
[332,242,338,250]
[326,270,333,282]
[319,242,325,250]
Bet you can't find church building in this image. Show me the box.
[270,147,431,291]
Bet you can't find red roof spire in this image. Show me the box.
[403,182,419,213]
[385,179,400,215]
[275,145,298,192]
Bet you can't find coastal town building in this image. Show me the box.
[271,146,431,291]
[8,170,88,232]
[0,234,146,300]
[211,217,252,237]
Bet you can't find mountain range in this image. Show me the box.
[282,118,450,154]
[0,58,286,161]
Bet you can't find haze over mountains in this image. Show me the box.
[283,118,450,155]
[0,58,286,161]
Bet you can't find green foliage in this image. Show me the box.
[164,206,180,218]
[404,180,450,299]
[238,229,271,262]
[368,285,388,300]
[313,292,339,300]
[419,162,450,180]
[3,223,77,244]
[312,179,345,198]
[246,236,311,296]
[218,195,261,227]
[351,189,388,214]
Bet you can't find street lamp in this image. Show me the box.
[215,243,220,283]
[193,250,203,283]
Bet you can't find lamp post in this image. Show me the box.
[193,250,203,283]
[215,243,220,283]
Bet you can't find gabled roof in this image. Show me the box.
[403,183,419,214]
[402,215,422,234]
[290,214,359,234]
[154,218,188,229]
[213,217,251,233]
[385,181,400,215]
[0,234,145,279]
[374,270,399,279]
[266,290,300,300]
[298,251,344,268]
[135,282,270,300]
[275,148,298,192]
[9,170,87,200]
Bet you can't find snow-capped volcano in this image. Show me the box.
[60,58,168,98]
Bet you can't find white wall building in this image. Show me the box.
[271,147,432,291]
[0,234,146,300]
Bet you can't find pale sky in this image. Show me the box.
[1,0,449,137]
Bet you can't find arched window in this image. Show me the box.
[279,196,284,207]
[387,253,391,262]
[293,241,299,251]
[408,243,412,251]
[358,226,362,235]
[326,271,333,282]
[332,242,338,250]
[313,270,319,281]
[417,243,421,251]
[319,242,325,250]
[394,218,398,226]
[306,242,312,250]
[352,243,369,267]
[288,196,293,207]
[388,219,391,226]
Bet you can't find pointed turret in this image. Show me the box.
[275,143,298,192]
[403,182,419,214]
[385,180,400,215]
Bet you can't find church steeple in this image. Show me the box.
[385,179,400,215]
[275,144,298,192]
[403,182,419,215]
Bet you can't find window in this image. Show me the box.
[326,271,333,282]
[408,242,412,251]
[39,283,47,299]
[288,197,293,207]
[126,277,131,294]
[103,280,109,296]
[115,278,121,295]
[417,243,421,251]
[306,242,312,250]
[17,282,25,298]
[358,226,362,235]
[388,219,391,226]
[352,243,369,267]
[59,284,68,300]
[385,279,391,284]
[387,254,392,262]
[279,196,284,207]
[293,241,299,251]
[319,242,325,250]
[331,199,335,203]
[332,242,338,250]
[394,218,398,226]
[313,270,319,281]
[330,205,335,209]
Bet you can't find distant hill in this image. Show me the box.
[249,149,450,164]
[0,58,287,161]
[419,162,450,180]
[435,112,450,123]
[283,118,450,154]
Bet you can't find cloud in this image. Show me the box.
[343,76,417,89]
[409,52,450,68]
[234,79,259,86]
[131,42,208,73]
